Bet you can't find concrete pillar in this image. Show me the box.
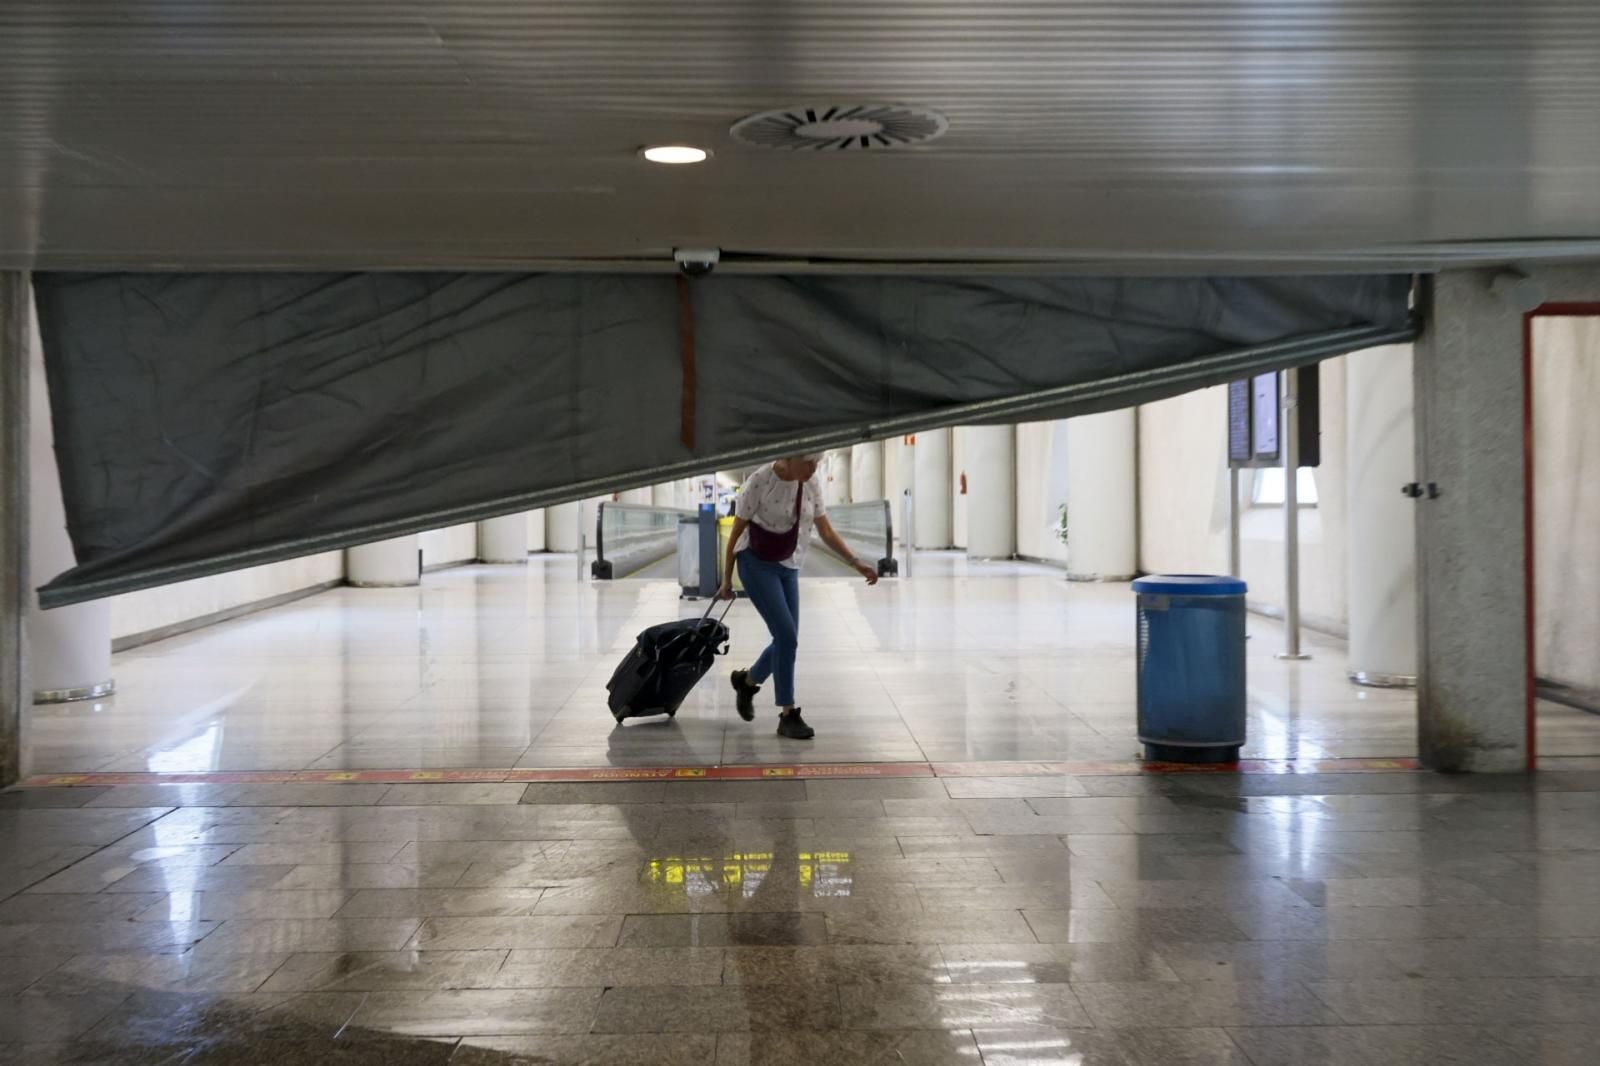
[1415,272,1525,771]
[527,509,547,553]
[1413,266,1600,771]
[913,428,953,548]
[25,289,113,703]
[1346,344,1417,686]
[2,274,29,785]
[546,502,582,553]
[651,483,675,508]
[619,487,652,506]
[1065,409,1137,581]
[966,425,1016,559]
[347,535,421,587]
[850,442,884,502]
[477,513,527,564]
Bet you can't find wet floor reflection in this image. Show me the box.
[54,554,1600,777]
[6,766,1600,1062]
[643,850,853,901]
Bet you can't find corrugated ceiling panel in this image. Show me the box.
[1,2,1598,269]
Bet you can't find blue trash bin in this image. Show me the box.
[1133,575,1248,763]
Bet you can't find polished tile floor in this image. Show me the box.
[25,547,1600,771]
[21,557,1427,771]
[26,553,1600,775]
[10,557,1599,1062]
[1,767,1599,1063]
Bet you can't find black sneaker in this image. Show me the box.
[730,669,759,721]
[776,709,815,740]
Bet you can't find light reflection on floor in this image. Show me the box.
[25,553,1600,775]
[644,852,853,901]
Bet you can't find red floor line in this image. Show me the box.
[933,757,1423,777]
[15,756,1423,789]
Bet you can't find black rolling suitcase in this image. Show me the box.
[606,600,732,722]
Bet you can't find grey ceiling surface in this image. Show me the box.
[3,1,1600,272]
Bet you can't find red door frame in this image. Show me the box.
[1523,303,1600,770]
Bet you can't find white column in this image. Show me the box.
[477,513,528,564]
[1065,409,1138,581]
[1014,421,1073,563]
[545,502,582,553]
[25,291,112,703]
[527,509,547,553]
[619,487,652,506]
[683,477,709,511]
[1346,344,1417,685]
[883,437,911,551]
[913,428,953,548]
[850,442,884,501]
[966,425,1017,559]
[347,535,421,587]
[951,428,969,549]
[822,450,851,506]
[651,484,675,508]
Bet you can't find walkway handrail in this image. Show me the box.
[592,502,693,579]
[597,499,897,580]
[818,499,898,577]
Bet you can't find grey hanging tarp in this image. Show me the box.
[32,272,1414,607]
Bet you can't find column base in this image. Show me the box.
[1349,670,1417,689]
[1066,572,1137,583]
[34,679,115,704]
[346,579,421,589]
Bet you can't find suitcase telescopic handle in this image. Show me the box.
[701,596,735,624]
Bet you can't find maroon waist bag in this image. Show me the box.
[746,483,804,562]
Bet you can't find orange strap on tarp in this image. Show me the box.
[677,274,697,451]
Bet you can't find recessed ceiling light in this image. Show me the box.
[641,145,709,165]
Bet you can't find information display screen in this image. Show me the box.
[1226,366,1320,469]
[1252,372,1280,459]
[1227,381,1251,464]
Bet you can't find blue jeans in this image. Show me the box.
[737,551,800,708]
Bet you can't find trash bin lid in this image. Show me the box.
[1132,574,1247,596]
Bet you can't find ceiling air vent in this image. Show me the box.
[730,105,948,151]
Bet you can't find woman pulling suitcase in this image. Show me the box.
[718,455,880,739]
